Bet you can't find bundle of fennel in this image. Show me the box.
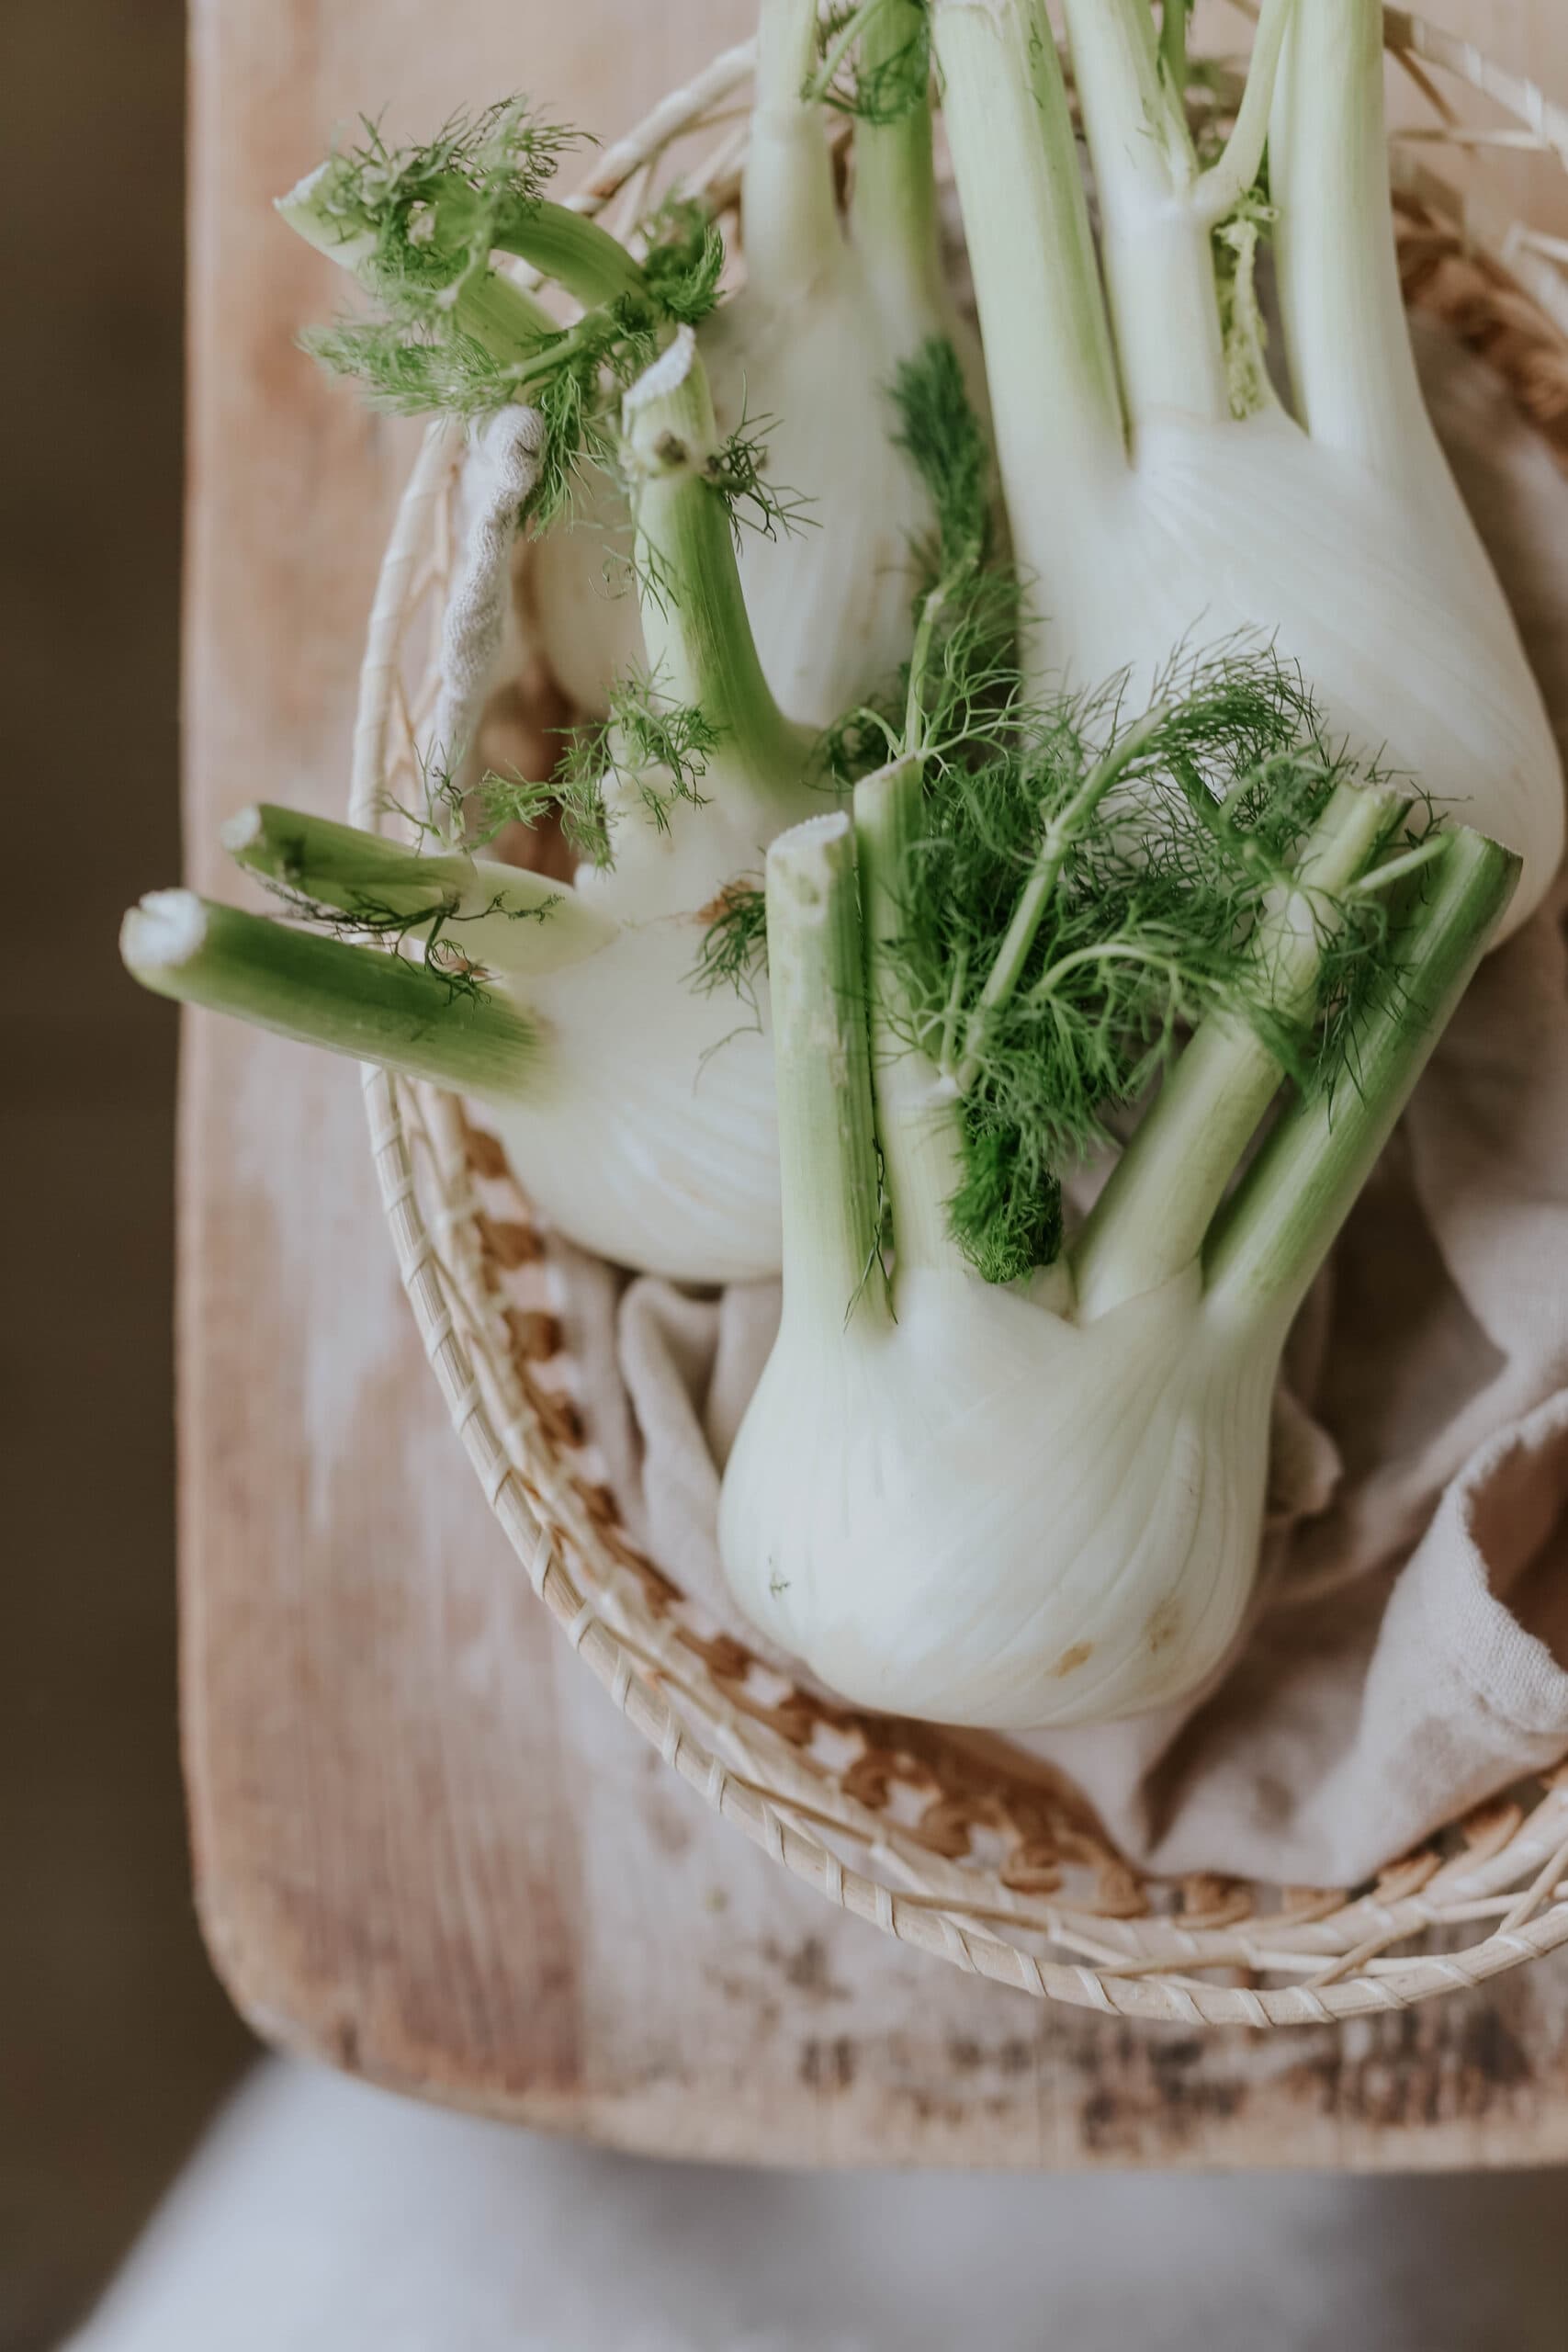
[125,0,1558,1734]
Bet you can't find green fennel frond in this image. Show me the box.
[304,296,660,528]
[255,871,492,1003]
[471,672,723,873]
[473,766,614,871]
[889,334,992,577]
[302,315,531,418]
[824,334,1016,785]
[704,402,818,548]
[637,196,727,327]
[807,0,932,124]
[574,672,722,835]
[885,650,1424,1283]
[299,107,728,530]
[311,101,585,308]
[692,875,768,1004]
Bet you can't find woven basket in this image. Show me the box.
[348,13,1568,2029]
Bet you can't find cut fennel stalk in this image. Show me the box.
[718,761,1517,1732]
[126,331,822,1284]
[929,0,1562,927]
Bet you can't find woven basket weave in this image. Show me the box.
[347,13,1568,2029]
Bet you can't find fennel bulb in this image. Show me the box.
[125,331,820,1284]
[536,0,985,724]
[720,694,1517,1729]
[930,0,1562,929]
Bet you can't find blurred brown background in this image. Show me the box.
[2,4,252,2345]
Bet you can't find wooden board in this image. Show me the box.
[185,0,1568,2166]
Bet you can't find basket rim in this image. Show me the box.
[347,10,1568,2028]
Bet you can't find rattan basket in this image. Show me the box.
[348,11,1568,2029]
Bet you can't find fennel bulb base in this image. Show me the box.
[718,1269,1274,1731]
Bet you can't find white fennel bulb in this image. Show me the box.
[720,701,1517,1731]
[536,0,984,725]
[725,1258,1272,1725]
[126,333,822,1285]
[930,0,1563,929]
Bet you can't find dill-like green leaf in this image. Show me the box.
[705,403,818,547]
[946,1114,1064,1288]
[381,752,470,851]
[468,672,723,873]
[820,334,1016,786]
[692,876,768,1003]
[299,106,728,531]
[315,101,585,310]
[255,872,494,1003]
[304,289,659,530]
[889,334,992,576]
[475,763,614,870]
[569,674,722,840]
[302,316,534,419]
[884,650,1422,1282]
[808,0,932,124]
[637,196,726,328]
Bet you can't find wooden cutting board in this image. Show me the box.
[184,0,1568,2165]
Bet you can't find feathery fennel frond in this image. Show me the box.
[301,315,535,419]
[637,196,727,327]
[317,101,585,306]
[886,651,1419,1283]
[253,871,495,1004]
[691,876,768,1004]
[465,672,725,874]
[823,334,1015,786]
[808,0,932,124]
[889,334,992,575]
[704,401,819,548]
[295,102,728,531]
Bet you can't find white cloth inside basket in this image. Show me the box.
[545,317,1568,1892]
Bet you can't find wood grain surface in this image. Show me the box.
[185,0,1568,2166]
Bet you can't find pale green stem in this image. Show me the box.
[1269,0,1444,489]
[1158,0,1189,90]
[276,164,557,359]
[902,578,952,752]
[222,804,617,976]
[1060,0,1187,207]
[745,0,846,302]
[620,335,815,811]
[847,0,948,341]
[953,706,1170,1096]
[814,3,880,94]
[491,198,645,309]
[1348,835,1449,898]
[854,759,968,1277]
[1192,0,1297,225]
[446,270,558,366]
[1204,830,1518,1325]
[765,816,890,1335]
[121,891,540,1099]
[932,0,1126,524]
[1070,780,1401,1320]
[1059,0,1232,424]
[756,0,829,108]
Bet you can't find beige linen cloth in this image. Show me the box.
[550,318,1568,1891]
